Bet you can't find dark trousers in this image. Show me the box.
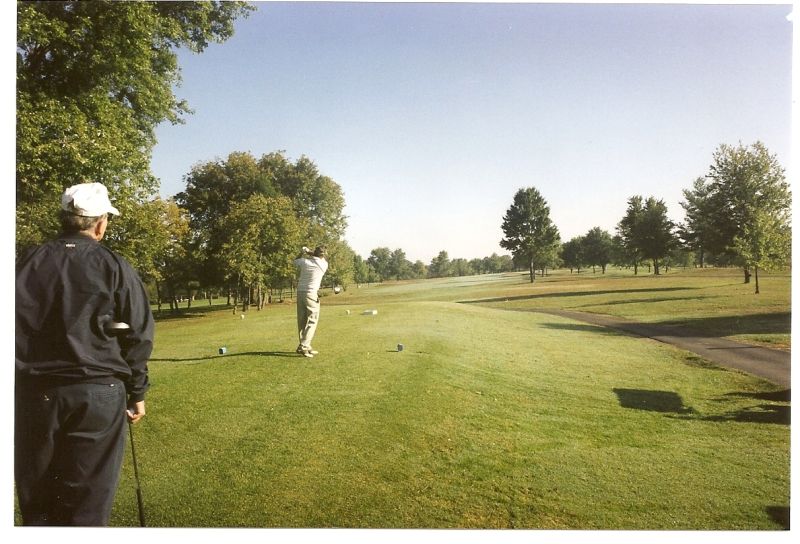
[15,379,127,526]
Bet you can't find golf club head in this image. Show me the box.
[105,321,131,335]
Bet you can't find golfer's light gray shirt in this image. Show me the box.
[295,257,328,295]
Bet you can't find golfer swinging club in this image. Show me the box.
[15,182,154,526]
[294,245,328,358]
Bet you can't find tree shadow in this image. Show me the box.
[151,351,299,363]
[460,286,697,305]
[766,506,790,530]
[541,322,629,336]
[660,312,791,339]
[691,404,791,425]
[579,295,714,307]
[613,388,695,414]
[723,389,791,402]
[669,389,791,426]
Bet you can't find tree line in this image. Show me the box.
[500,141,791,294]
[353,249,515,285]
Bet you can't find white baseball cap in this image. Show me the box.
[61,182,120,217]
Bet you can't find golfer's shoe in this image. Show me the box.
[296,346,314,358]
[307,347,319,355]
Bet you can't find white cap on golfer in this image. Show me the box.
[61,182,120,217]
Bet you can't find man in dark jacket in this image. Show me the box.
[15,182,154,526]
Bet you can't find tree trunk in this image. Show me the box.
[754,266,760,294]
[653,259,660,275]
[155,280,163,313]
[528,260,535,283]
[743,267,751,284]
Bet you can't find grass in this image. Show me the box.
[461,267,790,349]
[94,268,790,529]
[16,268,789,529]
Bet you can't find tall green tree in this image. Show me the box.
[732,207,791,294]
[352,254,371,286]
[428,250,452,278]
[616,196,645,275]
[582,227,614,274]
[500,187,561,283]
[637,197,677,275]
[367,247,392,281]
[323,240,356,290]
[219,195,302,310]
[679,177,715,268]
[389,248,411,280]
[16,0,253,255]
[561,236,585,274]
[705,142,791,285]
[411,260,428,279]
[176,150,347,292]
[617,196,676,275]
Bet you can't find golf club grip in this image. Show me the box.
[128,421,146,527]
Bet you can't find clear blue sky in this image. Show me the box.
[150,1,793,264]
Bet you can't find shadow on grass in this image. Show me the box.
[690,404,790,425]
[578,295,714,307]
[615,388,790,425]
[613,388,695,414]
[151,351,299,362]
[669,389,791,426]
[540,322,629,336]
[766,506,790,530]
[659,312,791,338]
[460,286,697,305]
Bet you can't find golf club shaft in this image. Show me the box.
[128,421,146,527]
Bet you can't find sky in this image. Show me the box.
[148,1,791,264]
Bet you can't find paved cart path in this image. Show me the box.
[534,309,791,389]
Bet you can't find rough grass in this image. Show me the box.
[98,269,789,529]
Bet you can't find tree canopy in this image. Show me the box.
[16,0,253,258]
[500,187,561,283]
[704,142,791,285]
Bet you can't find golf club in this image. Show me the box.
[104,319,146,526]
[128,419,146,527]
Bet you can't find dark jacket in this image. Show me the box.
[15,233,153,402]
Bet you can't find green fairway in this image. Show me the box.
[88,270,790,527]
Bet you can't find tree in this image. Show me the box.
[616,195,676,275]
[705,142,791,285]
[367,247,392,281]
[176,152,278,292]
[636,198,676,275]
[679,177,715,268]
[389,248,411,280]
[410,260,428,279]
[16,0,253,252]
[352,254,371,286]
[582,227,614,274]
[733,207,791,294]
[150,199,192,312]
[176,150,348,293]
[616,196,644,274]
[324,240,356,290]
[561,236,585,274]
[500,187,561,283]
[219,195,302,311]
[428,250,452,278]
[451,258,474,277]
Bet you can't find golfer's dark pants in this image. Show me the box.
[15,378,127,526]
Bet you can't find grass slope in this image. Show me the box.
[104,271,789,529]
